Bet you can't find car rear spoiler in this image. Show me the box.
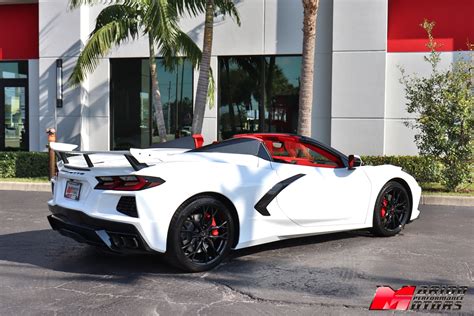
[49,135,204,172]
[49,142,148,171]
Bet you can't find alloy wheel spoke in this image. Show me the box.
[201,241,210,262]
[213,221,228,230]
[206,238,218,258]
[189,239,204,260]
[182,237,198,250]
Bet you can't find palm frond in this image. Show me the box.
[156,30,202,71]
[147,0,180,42]
[169,0,205,16]
[170,0,240,25]
[69,0,143,10]
[215,0,241,25]
[69,0,115,10]
[148,0,195,71]
[69,5,140,85]
[156,39,177,71]
[94,4,140,32]
[175,31,202,67]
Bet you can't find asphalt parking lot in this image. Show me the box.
[0,191,472,315]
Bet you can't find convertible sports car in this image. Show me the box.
[47,133,421,272]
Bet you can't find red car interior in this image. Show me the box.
[233,134,344,168]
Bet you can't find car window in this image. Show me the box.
[264,138,342,168]
[305,147,338,166]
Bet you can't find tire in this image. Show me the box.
[371,181,411,237]
[166,196,235,272]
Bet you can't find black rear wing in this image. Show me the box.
[49,135,204,171]
[50,143,148,171]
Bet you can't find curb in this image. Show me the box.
[0,182,473,207]
[420,195,474,207]
[0,182,51,193]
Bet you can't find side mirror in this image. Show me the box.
[348,154,362,170]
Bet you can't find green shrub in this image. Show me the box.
[399,20,473,191]
[361,155,443,183]
[0,152,49,178]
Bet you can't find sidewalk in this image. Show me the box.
[1,181,473,207]
[0,181,51,193]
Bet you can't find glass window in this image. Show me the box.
[0,62,28,79]
[0,61,29,151]
[3,86,27,150]
[218,56,301,139]
[110,59,147,150]
[258,135,342,168]
[110,58,193,150]
[153,59,193,143]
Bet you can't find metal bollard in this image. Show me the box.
[46,128,56,180]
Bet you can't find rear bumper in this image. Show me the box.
[47,205,157,254]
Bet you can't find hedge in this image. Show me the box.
[0,151,442,184]
[361,155,442,183]
[0,152,49,178]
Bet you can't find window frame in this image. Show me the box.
[0,60,29,151]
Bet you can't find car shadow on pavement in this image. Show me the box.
[0,228,468,304]
[230,229,372,260]
[0,229,180,276]
[0,228,370,277]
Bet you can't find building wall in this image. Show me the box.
[0,4,38,60]
[35,0,334,150]
[331,0,387,156]
[20,0,473,155]
[384,0,474,155]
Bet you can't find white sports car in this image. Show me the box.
[47,133,421,272]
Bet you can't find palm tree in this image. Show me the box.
[173,0,240,135]
[69,0,202,143]
[298,0,320,137]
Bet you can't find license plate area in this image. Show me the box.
[64,181,82,201]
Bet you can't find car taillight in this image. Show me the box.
[95,175,165,191]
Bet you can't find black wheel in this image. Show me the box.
[166,196,235,272]
[372,181,411,237]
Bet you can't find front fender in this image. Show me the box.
[360,165,422,227]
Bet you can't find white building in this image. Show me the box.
[0,0,472,155]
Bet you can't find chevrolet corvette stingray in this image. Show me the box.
[47,133,421,272]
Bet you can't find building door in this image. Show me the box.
[0,80,28,150]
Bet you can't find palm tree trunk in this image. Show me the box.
[191,0,214,135]
[224,58,236,134]
[266,56,276,132]
[297,0,320,137]
[259,58,265,132]
[149,36,167,143]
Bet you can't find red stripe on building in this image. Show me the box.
[388,0,474,52]
[0,4,39,60]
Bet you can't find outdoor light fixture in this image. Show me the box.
[56,59,63,108]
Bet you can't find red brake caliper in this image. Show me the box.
[211,217,219,236]
[380,198,388,217]
[205,212,219,236]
